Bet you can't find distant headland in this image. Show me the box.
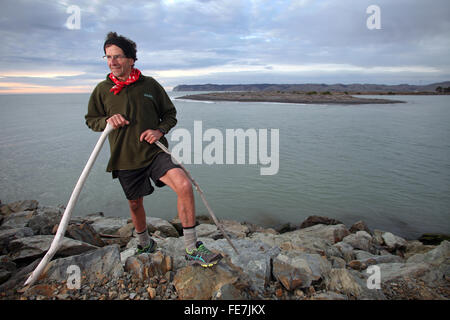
[173,81,450,94]
[173,81,450,105]
[175,91,406,105]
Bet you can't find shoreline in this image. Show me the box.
[1,199,449,300]
[175,91,406,105]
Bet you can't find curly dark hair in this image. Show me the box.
[103,32,137,62]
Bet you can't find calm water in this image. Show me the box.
[0,92,449,239]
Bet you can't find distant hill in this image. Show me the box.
[173,81,450,93]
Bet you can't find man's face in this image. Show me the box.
[105,45,134,80]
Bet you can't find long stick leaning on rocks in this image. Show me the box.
[23,123,115,288]
[155,140,239,255]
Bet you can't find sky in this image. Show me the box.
[0,0,449,93]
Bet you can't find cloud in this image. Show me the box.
[0,0,449,93]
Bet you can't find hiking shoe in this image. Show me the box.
[136,238,157,254]
[185,241,223,267]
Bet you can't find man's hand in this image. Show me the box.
[107,114,130,129]
[140,129,163,144]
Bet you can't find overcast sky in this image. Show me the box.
[0,0,449,93]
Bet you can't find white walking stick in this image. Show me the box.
[155,141,239,255]
[24,123,114,288]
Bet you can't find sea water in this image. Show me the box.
[0,92,449,239]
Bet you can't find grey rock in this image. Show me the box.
[377,262,437,285]
[332,242,355,262]
[0,227,34,254]
[41,245,124,285]
[7,200,39,213]
[146,217,179,237]
[221,220,250,239]
[250,229,341,258]
[406,240,450,266]
[0,258,41,291]
[382,232,407,251]
[296,224,350,244]
[349,220,371,234]
[124,251,172,281]
[341,231,374,253]
[173,262,250,300]
[65,222,105,247]
[300,216,343,229]
[0,255,16,285]
[325,268,386,300]
[372,229,385,246]
[310,291,348,300]
[27,206,63,235]
[195,223,220,238]
[213,282,248,300]
[90,217,129,235]
[1,211,37,230]
[120,248,136,264]
[204,238,280,292]
[404,240,436,259]
[156,236,279,293]
[273,251,331,290]
[8,235,98,262]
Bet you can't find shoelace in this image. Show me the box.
[197,244,212,254]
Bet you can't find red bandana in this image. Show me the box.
[109,68,141,95]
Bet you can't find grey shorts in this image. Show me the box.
[115,152,181,200]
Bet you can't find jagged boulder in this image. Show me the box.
[0,227,34,255]
[124,251,172,281]
[146,217,179,237]
[27,206,63,235]
[8,235,98,262]
[340,231,374,253]
[382,232,407,252]
[273,251,331,290]
[296,224,350,244]
[1,211,37,230]
[325,268,386,300]
[300,216,343,229]
[7,200,39,213]
[89,217,129,235]
[65,222,105,247]
[173,261,251,300]
[39,244,123,285]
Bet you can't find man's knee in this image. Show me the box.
[128,198,143,212]
[177,176,193,196]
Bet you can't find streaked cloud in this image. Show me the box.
[0,0,449,93]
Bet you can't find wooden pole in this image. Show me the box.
[23,123,114,288]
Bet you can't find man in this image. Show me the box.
[85,32,221,267]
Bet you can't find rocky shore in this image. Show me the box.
[175,91,406,105]
[1,199,449,300]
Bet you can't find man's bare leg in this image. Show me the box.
[158,168,196,228]
[128,197,155,251]
[128,197,147,233]
[159,167,223,266]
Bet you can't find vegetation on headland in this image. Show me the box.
[175,91,406,104]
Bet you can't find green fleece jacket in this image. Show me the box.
[85,74,177,176]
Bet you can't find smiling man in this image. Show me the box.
[85,32,222,267]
